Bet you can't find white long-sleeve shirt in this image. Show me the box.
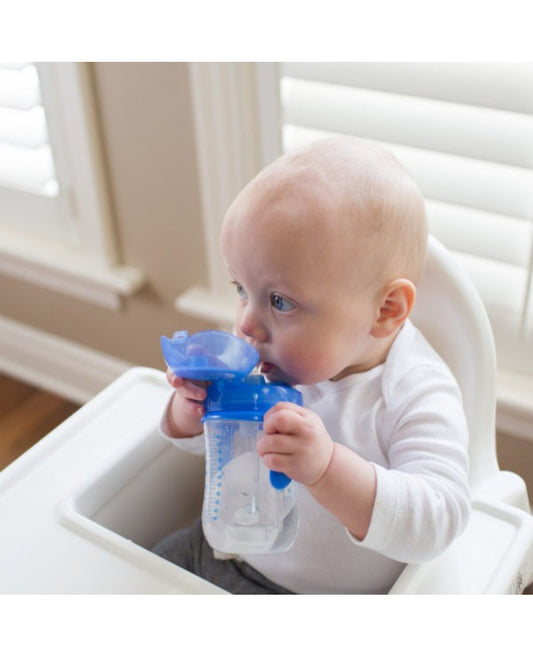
[161,320,470,594]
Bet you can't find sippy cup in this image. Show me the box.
[161,330,302,554]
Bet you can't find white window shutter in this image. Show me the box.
[0,62,59,196]
[280,63,533,372]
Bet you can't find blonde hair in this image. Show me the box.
[283,137,428,285]
[224,137,428,289]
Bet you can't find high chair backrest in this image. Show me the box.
[410,235,499,488]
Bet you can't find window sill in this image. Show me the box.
[176,285,533,442]
[497,369,533,442]
[0,227,145,310]
[174,286,235,329]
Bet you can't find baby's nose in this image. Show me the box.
[238,306,268,344]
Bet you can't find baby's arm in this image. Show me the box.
[259,402,377,540]
[261,367,471,562]
[164,369,207,438]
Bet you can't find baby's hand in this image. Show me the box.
[258,402,334,487]
[166,368,208,438]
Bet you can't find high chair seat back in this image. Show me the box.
[411,235,500,490]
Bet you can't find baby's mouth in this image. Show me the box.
[258,361,291,384]
[255,360,280,381]
[259,361,275,375]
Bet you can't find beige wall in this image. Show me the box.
[0,63,214,370]
[498,433,533,504]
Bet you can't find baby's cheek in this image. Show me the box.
[289,352,333,386]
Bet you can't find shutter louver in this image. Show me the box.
[0,62,59,197]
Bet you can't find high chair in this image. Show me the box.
[0,236,532,593]
[390,235,533,593]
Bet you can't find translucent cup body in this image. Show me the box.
[202,418,298,554]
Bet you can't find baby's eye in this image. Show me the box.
[232,281,248,300]
[271,293,295,313]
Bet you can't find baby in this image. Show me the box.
[154,137,470,594]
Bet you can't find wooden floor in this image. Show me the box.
[0,373,80,471]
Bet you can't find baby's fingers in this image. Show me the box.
[263,404,305,435]
[181,396,206,418]
[170,378,208,419]
[166,368,183,388]
[166,369,207,396]
[181,380,208,403]
[257,431,294,457]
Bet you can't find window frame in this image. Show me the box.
[0,62,144,310]
[175,62,275,328]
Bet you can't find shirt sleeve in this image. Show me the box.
[353,364,471,563]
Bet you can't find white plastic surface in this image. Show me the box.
[412,236,500,490]
[413,236,530,511]
[390,499,533,594]
[0,367,224,594]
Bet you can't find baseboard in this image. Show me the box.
[0,315,132,404]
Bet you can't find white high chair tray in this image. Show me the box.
[0,367,223,594]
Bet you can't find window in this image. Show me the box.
[0,63,62,238]
[0,62,144,310]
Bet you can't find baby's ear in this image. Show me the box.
[371,279,416,338]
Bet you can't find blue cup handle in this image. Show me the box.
[269,470,291,490]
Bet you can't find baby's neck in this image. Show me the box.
[329,328,402,381]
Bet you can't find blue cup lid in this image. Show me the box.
[161,330,259,380]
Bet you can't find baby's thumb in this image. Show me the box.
[166,369,184,388]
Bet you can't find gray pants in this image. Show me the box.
[152,519,294,594]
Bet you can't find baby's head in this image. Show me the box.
[221,137,428,385]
